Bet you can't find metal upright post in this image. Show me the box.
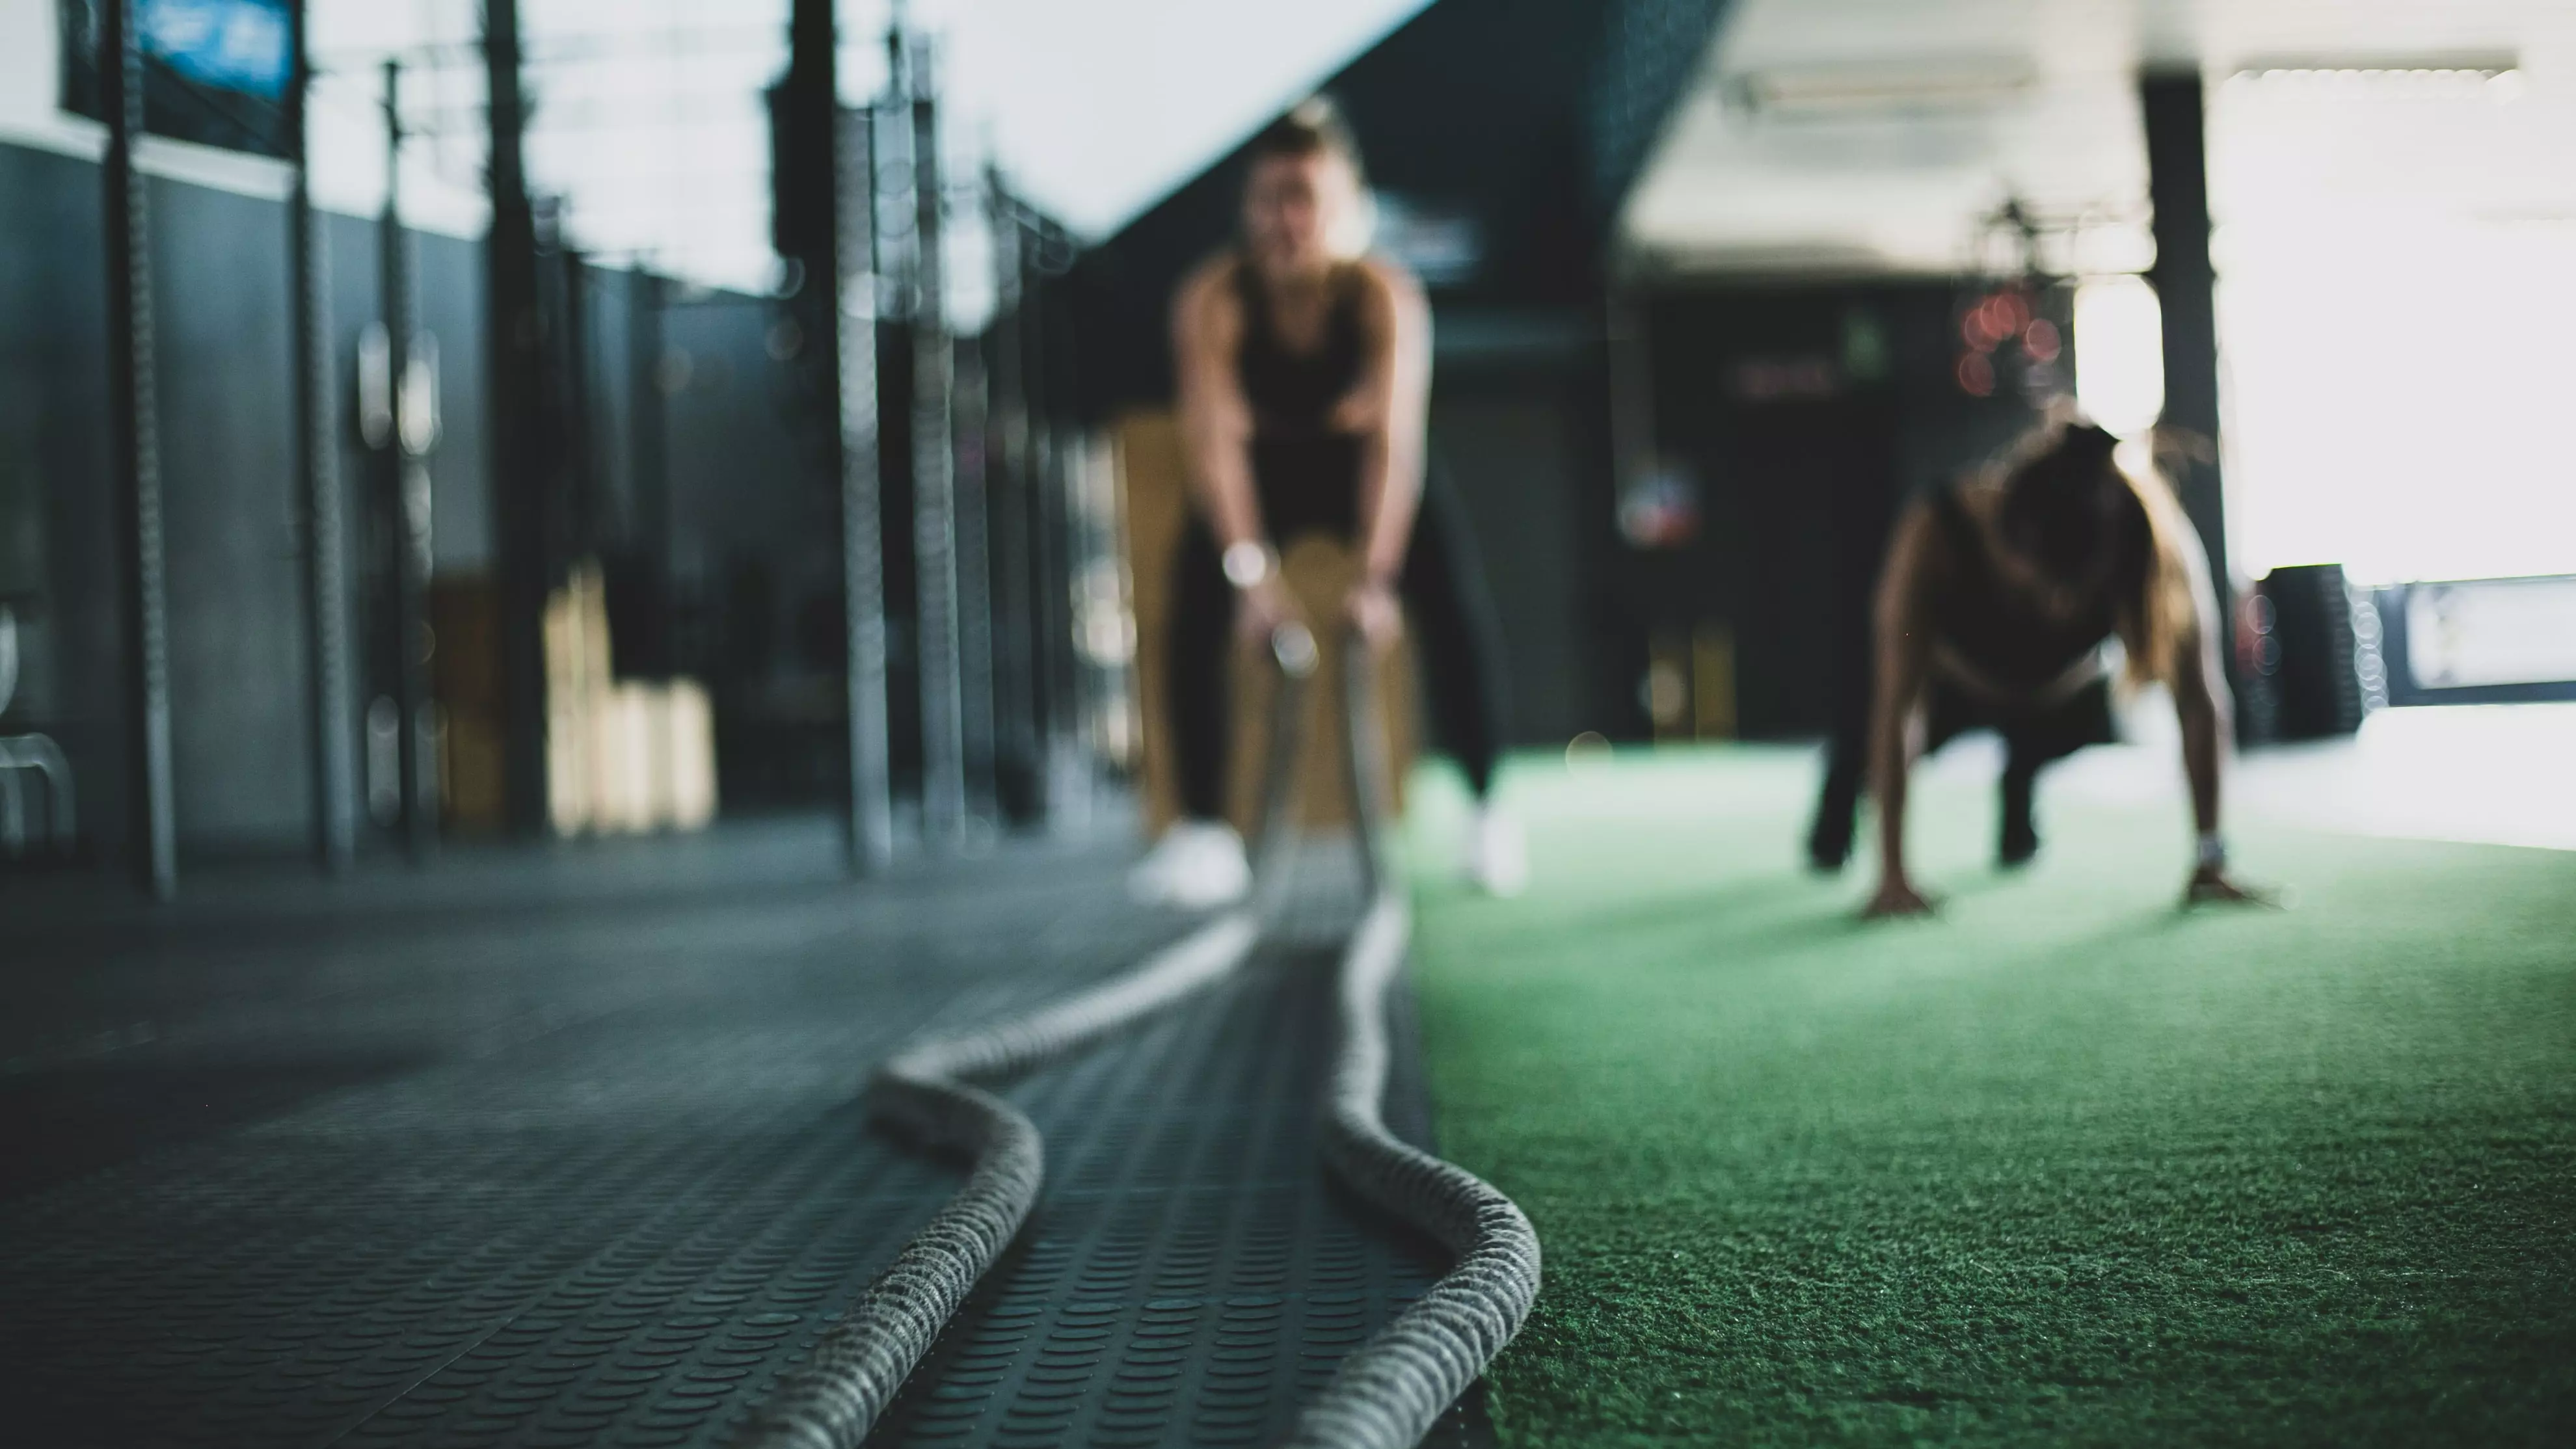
[381,62,435,860]
[954,295,997,830]
[905,33,967,846]
[486,0,550,836]
[983,176,1040,823]
[783,0,895,871]
[2141,70,2231,594]
[1021,217,1084,813]
[101,0,176,898]
[628,265,673,677]
[840,98,897,871]
[288,0,355,871]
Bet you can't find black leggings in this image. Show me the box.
[1811,668,2115,856]
[1168,468,1508,820]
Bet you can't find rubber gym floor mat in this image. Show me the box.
[1406,749,2576,1447]
[866,935,1492,1449]
[0,831,1488,1448]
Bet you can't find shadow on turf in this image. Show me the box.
[1425,872,1829,936]
[1429,853,2258,979]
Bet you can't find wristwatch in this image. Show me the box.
[1222,540,1277,590]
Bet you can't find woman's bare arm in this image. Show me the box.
[1866,505,1940,916]
[1172,259,1263,553]
[1174,258,1300,641]
[2158,524,2274,902]
[1340,260,1430,588]
[2169,592,2229,840]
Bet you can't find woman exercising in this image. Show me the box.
[1129,98,1522,907]
[1856,421,2265,917]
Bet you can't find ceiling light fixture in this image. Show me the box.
[1721,58,2039,120]
[2227,57,2522,101]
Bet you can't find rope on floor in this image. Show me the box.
[736,622,1542,1448]
[1280,888,1542,1447]
[735,910,1261,1449]
[1277,633,1542,1449]
[736,628,1317,1449]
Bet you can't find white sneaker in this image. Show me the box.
[1128,821,1252,909]
[1464,806,1529,897]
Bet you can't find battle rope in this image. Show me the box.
[736,622,1539,1449]
[1279,628,1541,1449]
[735,910,1261,1449]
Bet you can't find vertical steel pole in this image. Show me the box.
[906,33,967,845]
[487,0,549,836]
[954,311,996,829]
[841,98,897,870]
[1017,213,1069,791]
[288,0,355,871]
[381,61,435,861]
[102,0,176,897]
[628,265,672,677]
[1023,222,1087,815]
[982,176,1039,823]
[2141,71,2231,594]
[786,0,894,872]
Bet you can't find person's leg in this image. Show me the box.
[1132,516,1252,907]
[1393,474,1508,802]
[1996,677,2115,867]
[1393,473,1525,894]
[1997,753,2042,867]
[1808,665,1871,870]
[1168,516,1233,821]
[1812,461,1900,871]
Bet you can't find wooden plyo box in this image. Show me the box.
[1115,410,1417,839]
[541,562,719,837]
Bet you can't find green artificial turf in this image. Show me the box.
[1403,747,2576,1447]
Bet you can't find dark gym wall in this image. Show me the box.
[656,290,843,809]
[0,141,524,858]
[1635,282,2052,739]
[1429,357,1602,748]
[150,174,311,852]
[0,142,331,857]
[0,142,122,852]
[1,135,817,861]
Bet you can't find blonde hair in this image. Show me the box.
[2115,456,2207,690]
[1246,97,1376,259]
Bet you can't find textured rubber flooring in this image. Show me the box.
[0,822,1486,1449]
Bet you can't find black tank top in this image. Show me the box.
[1235,258,1367,436]
[1927,480,2116,693]
[1234,256,1369,536]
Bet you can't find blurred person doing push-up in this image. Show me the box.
[1129,98,1522,908]
[1828,421,2266,916]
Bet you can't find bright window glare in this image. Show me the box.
[289,0,1430,292]
[2212,56,2576,585]
[2220,220,2576,585]
[2073,276,2163,440]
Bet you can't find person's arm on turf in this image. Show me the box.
[1175,259,1298,643]
[1864,507,1940,918]
[1335,260,1430,650]
[2164,536,2268,905]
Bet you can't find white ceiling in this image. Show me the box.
[1622,0,2576,278]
